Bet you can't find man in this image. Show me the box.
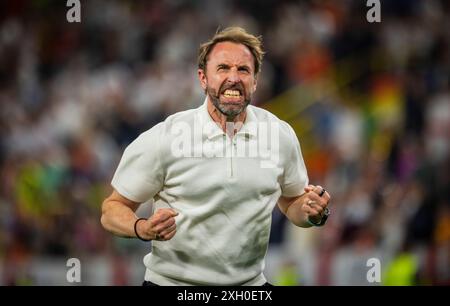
[101,27,331,286]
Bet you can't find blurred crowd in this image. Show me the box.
[0,0,449,285]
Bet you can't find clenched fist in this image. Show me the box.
[136,208,178,241]
[301,185,331,225]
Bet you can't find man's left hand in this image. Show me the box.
[301,184,331,224]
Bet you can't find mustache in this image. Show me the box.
[219,82,245,95]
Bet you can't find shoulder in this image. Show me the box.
[158,106,201,135]
[164,107,199,126]
[248,104,280,122]
[137,106,200,140]
[249,105,297,141]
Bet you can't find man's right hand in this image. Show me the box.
[136,209,178,241]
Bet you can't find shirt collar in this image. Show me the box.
[197,97,258,140]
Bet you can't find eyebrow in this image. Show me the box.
[238,65,251,71]
[217,64,230,69]
[216,64,251,71]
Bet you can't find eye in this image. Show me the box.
[238,67,250,73]
[217,65,229,71]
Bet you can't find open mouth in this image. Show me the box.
[221,88,243,103]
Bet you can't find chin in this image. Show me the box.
[219,98,246,107]
[220,104,247,117]
[220,102,243,111]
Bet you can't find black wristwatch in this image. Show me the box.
[307,207,331,227]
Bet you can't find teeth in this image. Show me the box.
[223,89,240,97]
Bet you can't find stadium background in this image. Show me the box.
[0,0,449,285]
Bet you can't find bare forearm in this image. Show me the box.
[101,199,139,238]
[100,190,179,242]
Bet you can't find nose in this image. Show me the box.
[226,68,240,83]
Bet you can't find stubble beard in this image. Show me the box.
[206,85,251,121]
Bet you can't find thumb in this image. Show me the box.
[169,208,179,216]
[304,185,314,193]
[157,208,179,217]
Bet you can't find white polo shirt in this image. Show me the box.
[111,99,309,285]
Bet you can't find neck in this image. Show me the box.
[207,99,247,136]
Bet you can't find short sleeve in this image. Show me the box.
[280,122,309,197]
[111,123,164,203]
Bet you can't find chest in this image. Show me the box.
[163,136,283,202]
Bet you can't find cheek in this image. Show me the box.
[246,80,257,94]
[205,74,220,87]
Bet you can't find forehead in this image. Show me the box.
[207,41,255,68]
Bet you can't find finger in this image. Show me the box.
[151,209,177,225]
[153,217,176,234]
[305,199,324,213]
[162,229,177,240]
[312,185,324,196]
[314,186,330,203]
[304,185,315,193]
[158,208,179,218]
[166,208,179,216]
[159,223,176,237]
[150,213,168,226]
[302,203,317,215]
[156,218,176,234]
[305,185,330,201]
[312,191,330,206]
[307,207,321,217]
[307,192,323,204]
[309,203,324,215]
[322,190,331,202]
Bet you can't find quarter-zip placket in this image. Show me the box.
[231,137,237,177]
[226,135,237,178]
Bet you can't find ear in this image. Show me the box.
[198,69,207,91]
